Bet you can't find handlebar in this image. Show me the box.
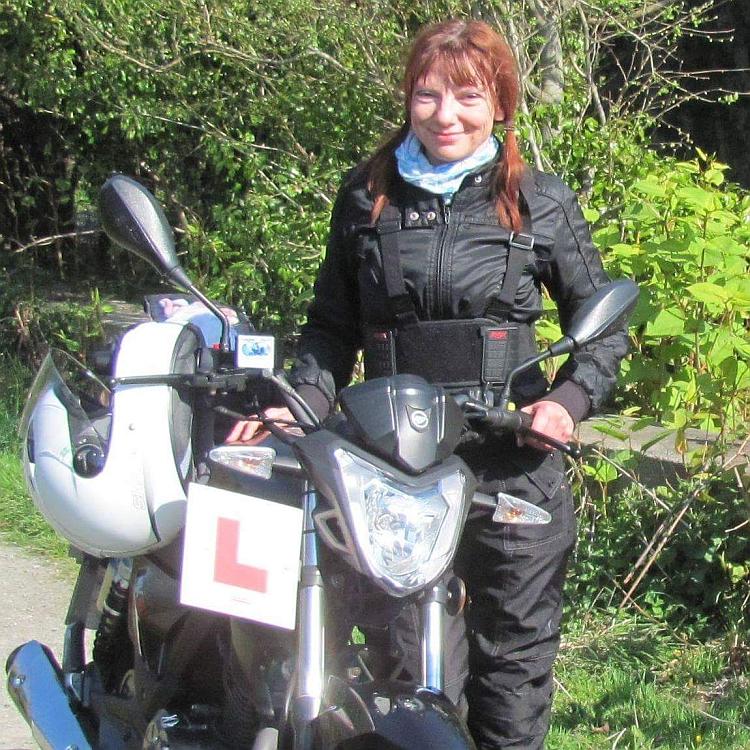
[472,491,498,510]
[461,401,582,460]
[122,366,581,458]
[480,407,533,432]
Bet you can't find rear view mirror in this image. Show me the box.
[498,278,639,409]
[99,174,230,351]
[99,174,192,289]
[565,279,640,349]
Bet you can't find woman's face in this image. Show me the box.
[410,68,502,165]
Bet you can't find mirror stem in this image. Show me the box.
[498,335,577,410]
[166,266,231,352]
[498,350,551,411]
[187,285,231,352]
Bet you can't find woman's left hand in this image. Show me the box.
[225,406,298,444]
[519,400,575,451]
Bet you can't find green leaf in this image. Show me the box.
[645,308,686,337]
[633,177,668,198]
[704,168,725,186]
[640,429,676,452]
[582,207,600,223]
[675,186,718,212]
[686,282,731,307]
[583,459,619,485]
[607,242,642,258]
[591,423,629,441]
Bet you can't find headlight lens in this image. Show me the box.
[334,449,468,595]
[364,477,446,576]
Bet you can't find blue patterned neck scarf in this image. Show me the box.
[395,130,499,203]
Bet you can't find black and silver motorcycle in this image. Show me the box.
[7,175,637,749]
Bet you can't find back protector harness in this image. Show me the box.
[363,186,552,404]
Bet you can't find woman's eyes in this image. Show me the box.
[458,90,484,101]
[414,89,485,102]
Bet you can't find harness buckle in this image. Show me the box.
[508,232,535,251]
[392,294,419,326]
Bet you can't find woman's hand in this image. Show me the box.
[519,400,574,451]
[225,406,296,444]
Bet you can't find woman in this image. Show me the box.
[230,19,628,749]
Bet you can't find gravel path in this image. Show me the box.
[0,542,74,750]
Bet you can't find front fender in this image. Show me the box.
[313,677,476,750]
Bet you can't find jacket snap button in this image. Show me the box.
[408,211,420,222]
[426,210,437,221]
[474,175,483,184]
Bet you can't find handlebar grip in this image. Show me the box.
[479,407,582,459]
[482,407,530,432]
[517,410,533,431]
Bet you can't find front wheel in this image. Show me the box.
[309,678,476,750]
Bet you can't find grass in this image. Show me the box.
[549,614,750,748]
[0,452,69,557]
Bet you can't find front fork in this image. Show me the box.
[290,486,325,748]
[421,581,449,691]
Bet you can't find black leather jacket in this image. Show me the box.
[290,157,629,423]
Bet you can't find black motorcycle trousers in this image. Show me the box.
[394,446,576,750]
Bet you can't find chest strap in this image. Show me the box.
[485,169,538,317]
[484,231,536,320]
[376,204,419,326]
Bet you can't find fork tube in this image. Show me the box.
[421,581,448,691]
[293,486,325,745]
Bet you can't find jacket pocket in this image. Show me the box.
[500,451,574,552]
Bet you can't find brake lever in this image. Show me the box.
[518,426,582,460]
[214,406,310,445]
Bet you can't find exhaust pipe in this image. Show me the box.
[6,640,92,750]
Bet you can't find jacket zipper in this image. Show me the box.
[434,202,451,316]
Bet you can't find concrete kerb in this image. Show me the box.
[576,415,750,490]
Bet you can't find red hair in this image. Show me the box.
[367,19,526,231]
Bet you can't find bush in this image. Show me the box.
[594,152,750,436]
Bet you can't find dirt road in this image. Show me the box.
[0,542,74,750]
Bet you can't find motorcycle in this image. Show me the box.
[7,174,638,749]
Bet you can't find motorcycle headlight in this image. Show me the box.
[331,449,469,595]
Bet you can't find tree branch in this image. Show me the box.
[12,229,100,254]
